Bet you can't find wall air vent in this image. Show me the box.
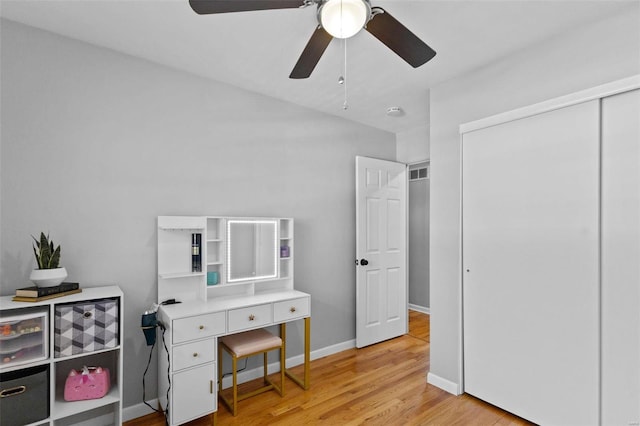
[409,165,429,181]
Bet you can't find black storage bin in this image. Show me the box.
[0,364,49,426]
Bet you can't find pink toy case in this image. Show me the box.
[64,366,110,401]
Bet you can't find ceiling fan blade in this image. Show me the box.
[189,0,305,15]
[365,8,436,68]
[289,26,333,79]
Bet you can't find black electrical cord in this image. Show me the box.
[221,358,248,380]
[140,322,171,426]
[142,339,162,414]
[161,324,170,426]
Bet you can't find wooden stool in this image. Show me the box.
[218,328,285,416]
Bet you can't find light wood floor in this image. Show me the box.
[126,310,532,425]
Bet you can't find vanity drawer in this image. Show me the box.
[173,312,226,344]
[173,338,215,371]
[228,304,272,332]
[274,297,310,322]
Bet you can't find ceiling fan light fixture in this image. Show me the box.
[319,0,370,39]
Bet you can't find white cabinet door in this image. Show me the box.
[462,100,600,425]
[601,89,640,425]
[172,363,216,425]
[355,156,407,348]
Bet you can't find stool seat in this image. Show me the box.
[220,329,282,357]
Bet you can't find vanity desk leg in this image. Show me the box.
[282,317,311,390]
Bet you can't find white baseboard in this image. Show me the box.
[408,304,430,314]
[427,372,462,395]
[123,339,357,422]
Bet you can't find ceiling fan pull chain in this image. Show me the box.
[343,37,348,110]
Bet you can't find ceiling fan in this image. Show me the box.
[188,0,436,79]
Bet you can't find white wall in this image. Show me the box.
[398,124,430,311]
[0,20,396,409]
[396,123,429,164]
[428,8,640,391]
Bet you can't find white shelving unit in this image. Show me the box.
[157,216,207,303]
[206,217,224,289]
[157,216,294,304]
[0,285,123,426]
[279,218,294,281]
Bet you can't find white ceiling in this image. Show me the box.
[1,0,637,133]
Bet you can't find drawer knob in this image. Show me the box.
[290,307,296,313]
[248,314,255,321]
[193,352,198,357]
[199,325,204,330]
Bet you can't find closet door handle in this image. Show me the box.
[360,258,369,266]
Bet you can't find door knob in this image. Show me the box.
[360,258,369,266]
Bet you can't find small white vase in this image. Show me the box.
[30,267,68,287]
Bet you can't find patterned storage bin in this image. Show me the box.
[54,298,119,357]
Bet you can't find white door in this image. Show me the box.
[462,101,600,425]
[356,156,407,348]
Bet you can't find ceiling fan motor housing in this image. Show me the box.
[317,0,372,39]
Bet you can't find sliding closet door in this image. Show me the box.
[462,101,600,425]
[601,89,640,425]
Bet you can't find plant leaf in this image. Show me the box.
[49,245,61,269]
[32,234,41,249]
[31,232,61,269]
[40,232,52,268]
[32,244,43,269]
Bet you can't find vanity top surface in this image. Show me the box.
[159,289,310,319]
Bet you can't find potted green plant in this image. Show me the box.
[29,232,67,287]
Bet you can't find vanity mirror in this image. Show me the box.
[227,219,278,283]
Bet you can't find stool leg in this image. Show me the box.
[280,344,285,396]
[263,352,268,383]
[232,355,238,416]
[280,324,286,397]
[218,345,222,395]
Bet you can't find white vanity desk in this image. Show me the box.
[156,216,309,425]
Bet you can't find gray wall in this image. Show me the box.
[408,172,429,309]
[397,118,430,311]
[0,20,396,409]
[429,7,640,389]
